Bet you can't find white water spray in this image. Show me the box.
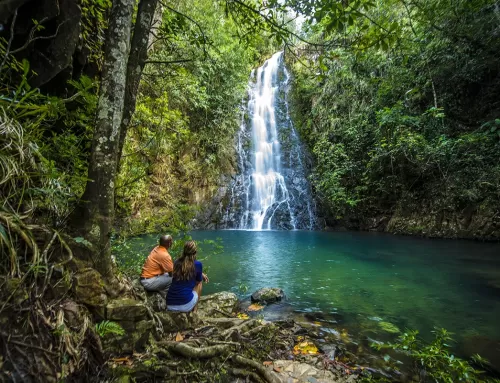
[247,52,294,230]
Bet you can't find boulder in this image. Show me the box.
[251,287,285,304]
[197,292,238,317]
[106,298,148,322]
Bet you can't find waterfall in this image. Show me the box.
[223,51,318,231]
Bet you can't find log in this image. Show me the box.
[232,355,281,383]
[222,319,259,338]
[161,341,234,358]
[202,317,244,329]
[242,324,269,338]
[230,367,265,383]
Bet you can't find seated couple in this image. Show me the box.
[140,235,209,312]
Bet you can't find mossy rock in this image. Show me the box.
[106,298,148,321]
[251,287,285,304]
[156,311,202,333]
[103,319,154,354]
[198,291,238,317]
[73,269,107,309]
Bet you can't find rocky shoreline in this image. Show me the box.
[104,287,374,383]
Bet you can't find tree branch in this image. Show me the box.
[0,8,18,78]
[232,355,281,383]
[144,58,193,64]
[161,341,235,358]
[161,2,210,59]
[227,0,331,48]
[10,18,67,55]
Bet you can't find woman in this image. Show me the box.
[166,240,209,312]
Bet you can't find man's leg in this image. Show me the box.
[141,275,172,299]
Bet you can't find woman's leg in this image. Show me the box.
[192,282,203,312]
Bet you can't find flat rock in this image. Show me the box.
[251,287,285,304]
[106,298,148,321]
[270,360,348,382]
[198,291,238,317]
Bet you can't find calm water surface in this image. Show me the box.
[124,230,500,367]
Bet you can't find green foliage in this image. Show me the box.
[115,0,271,234]
[290,0,500,227]
[94,320,125,338]
[80,0,112,65]
[368,328,500,383]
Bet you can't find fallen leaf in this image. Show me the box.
[273,367,282,373]
[112,357,130,363]
[175,332,184,342]
[263,361,273,366]
[248,303,265,312]
[293,341,319,355]
[237,313,250,320]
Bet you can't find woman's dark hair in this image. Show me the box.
[172,240,197,281]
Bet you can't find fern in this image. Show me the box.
[94,320,125,337]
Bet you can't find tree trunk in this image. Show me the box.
[116,0,159,170]
[79,0,134,277]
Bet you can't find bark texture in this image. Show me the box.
[117,0,159,170]
[80,0,134,277]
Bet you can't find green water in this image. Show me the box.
[122,230,500,368]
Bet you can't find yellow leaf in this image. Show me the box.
[293,341,319,355]
[248,303,265,312]
[175,332,184,342]
[237,313,250,320]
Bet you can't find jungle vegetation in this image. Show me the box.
[289,0,500,236]
[0,0,499,380]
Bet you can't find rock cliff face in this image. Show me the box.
[324,205,500,240]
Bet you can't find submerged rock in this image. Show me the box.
[251,287,285,304]
[378,321,400,334]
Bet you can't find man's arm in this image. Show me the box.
[160,252,173,274]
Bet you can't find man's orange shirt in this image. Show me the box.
[141,246,173,278]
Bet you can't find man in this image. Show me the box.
[140,235,173,298]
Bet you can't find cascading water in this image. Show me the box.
[223,52,318,230]
[248,53,293,230]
